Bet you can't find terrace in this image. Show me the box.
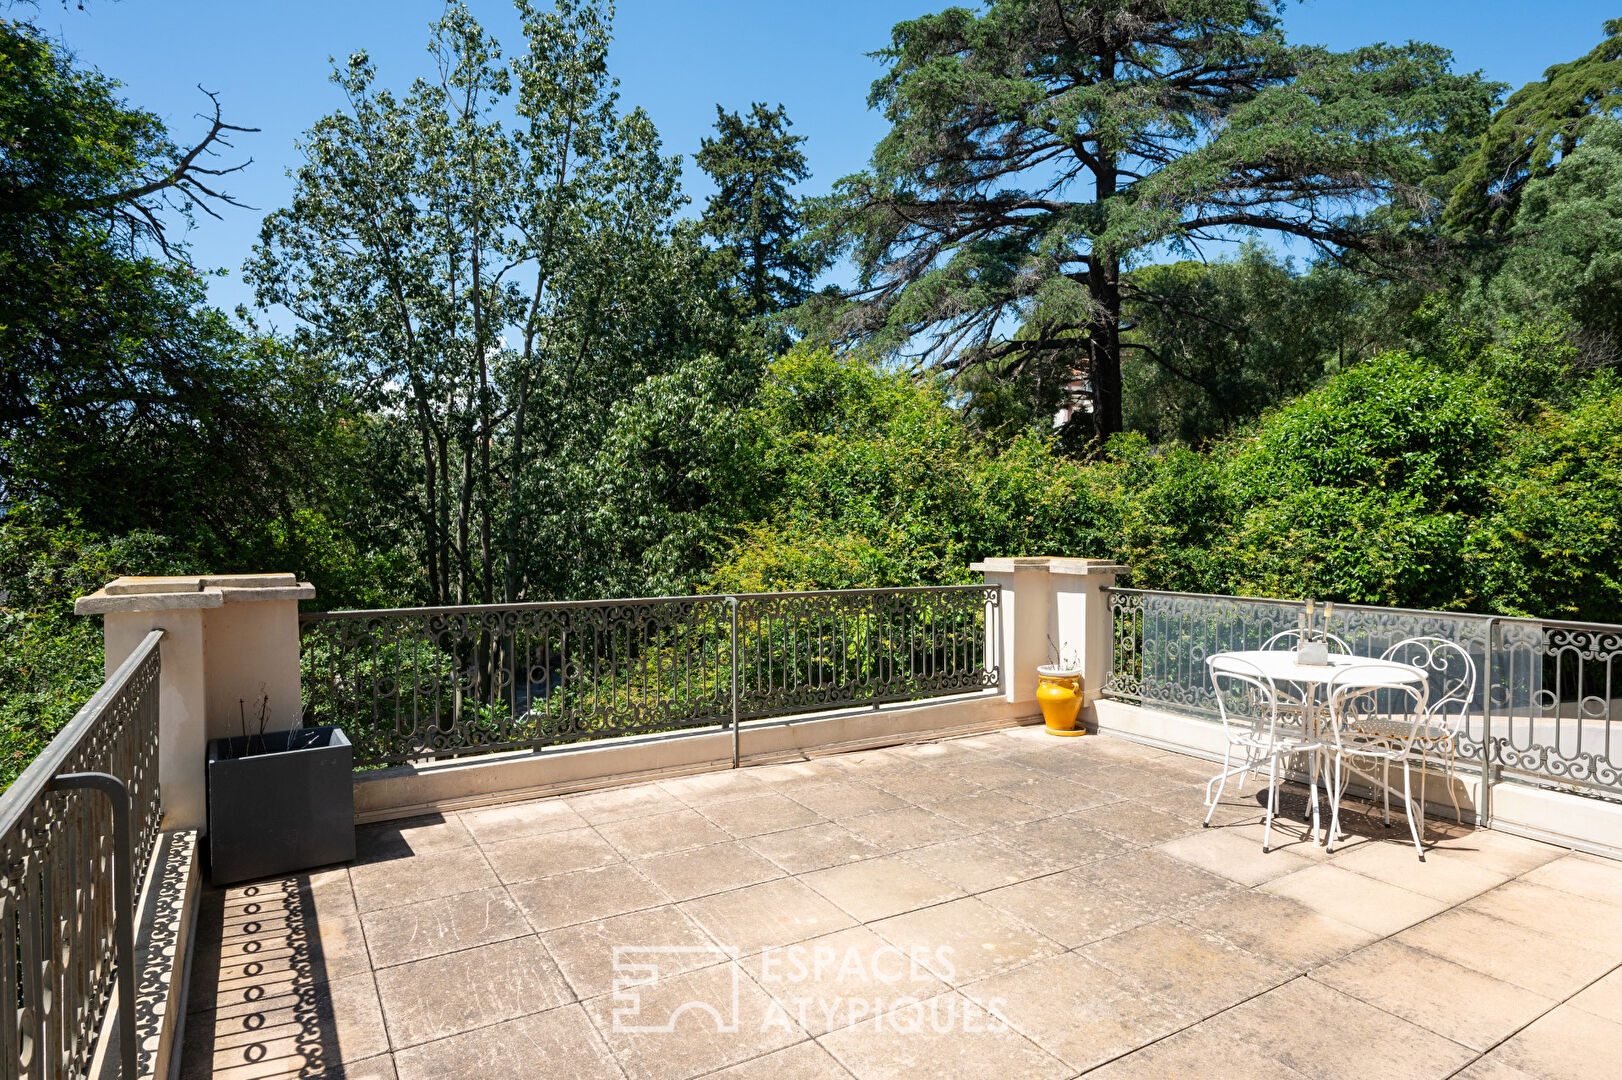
[180,728,1622,1080]
[8,558,1622,1080]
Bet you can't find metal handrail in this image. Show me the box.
[299,586,1002,769]
[1,628,163,1080]
[298,583,993,622]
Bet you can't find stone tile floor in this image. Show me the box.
[179,727,1622,1080]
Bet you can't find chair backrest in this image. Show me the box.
[1380,636,1477,730]
[1206,655,1283,742]
[1325,664,1431,753]
[1262,628,1351,654]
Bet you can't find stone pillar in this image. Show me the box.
[75,574,315,831]
[969,558,1128,719]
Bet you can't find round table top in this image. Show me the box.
[1208,649,1425,687]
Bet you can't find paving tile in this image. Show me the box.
[393,1002,622,1080]
[1397,907,1621,999]
[1080,1019,1312,1080]
[977,870,1160,948]
[1425,828,1564,877]
[1088,800,1203,846]
[570,783,691,824]
[1181,890,1376,971]
[1462,879,1622,952]
[659,769,769,806]
[990,814,1135,869]
[1074,848,1240,916]
[939,757,1047,790]
[1519,851,1622,906]
[897,835,1063,894]
[745,925,951,1036]
[354,813,475,863]
[543,904,725,1000]
[458,795,589,844]
[1084,762,1190,800]
[1081,919,1287,1021]
[1002,773,1119,812]
[339,1056,399,1080]
[195,913,373,1023]
[1258,863,1449,935]
[374,934,572,1048]
[783,781,906,821]
[698,1039,853,1078]
[862,768,981,807]
[1330,837,1509,903]
[595,808,733,858]
[509,862,672,933]
[959,951,1188,1071]
[742,823,883,875]
[799,855,964,923]
[179,970,389,1079]
[481,826,624,885]
[1219,976,1474,1080]
[1567,966,1622,1023]
[869,896,1061,985]
[929,790,1051,828]
[748,760,848,791]
[583,962,806,1080]
[1311,939,1556,1052]
[817,990,1070,1080]
[1473,1003,1622,1080]
[679,878,856,955]
[634,842,784,903]
[839,807,958,854]
[697,792,827,838]
[1157,827,1314,886]
[359,884,527,968]
[1451,1057,1544,1080]
[349,845,500,913]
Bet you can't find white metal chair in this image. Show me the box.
[1323,666,1432,860]
[1369,636,1478,824]
[1204,655,1323,852]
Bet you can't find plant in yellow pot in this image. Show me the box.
[1036,639,1085,737]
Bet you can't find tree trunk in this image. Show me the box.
[1088,145,1124,440]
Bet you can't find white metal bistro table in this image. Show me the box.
[1207,650,1426,832]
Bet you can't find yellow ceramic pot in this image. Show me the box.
[1036,666,1084,736]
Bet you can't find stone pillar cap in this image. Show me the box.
[75,574,315,615]
[969,557,1128,575]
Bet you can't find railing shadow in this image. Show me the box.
[182,868,350,1077]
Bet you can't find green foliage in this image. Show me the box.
[1121,249,1387,443]
[711,348,1103,591]
[1445,19,1622,234]
[809,0,1496,438]
[696,103,818,321]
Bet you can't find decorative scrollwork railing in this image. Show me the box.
[1102,587,1622,799]
[300,586,1001,769]
[2,629,164,1080]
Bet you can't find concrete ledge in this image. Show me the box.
[91,829,202,1080]
[76,575,314,614]
[355,693,1039,823]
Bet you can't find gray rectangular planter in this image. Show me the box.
[206,726,355,885]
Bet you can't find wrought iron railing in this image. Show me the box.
[1102,588,1622,802]
[2,629,164,1080]
[300,586,1001,769]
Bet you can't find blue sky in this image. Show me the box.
[37,0,1618,312]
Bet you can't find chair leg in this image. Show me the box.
[1381,757,1391,826]
[1326,753,1344,854]
[1308,750,1322,845]
[1262,751,1281,853]
[1204,745,1245,827]
[1444,745,1461,824]
[1402,758,1426,861]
